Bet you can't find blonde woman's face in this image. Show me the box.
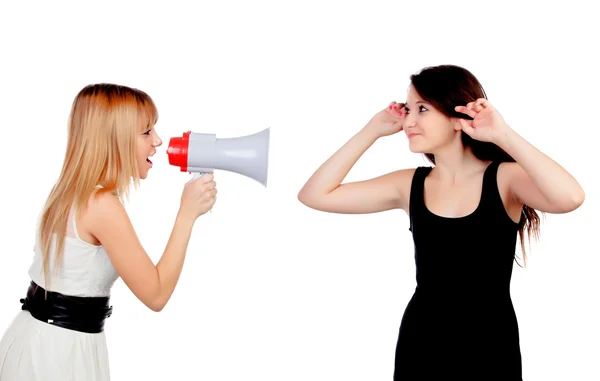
[136,118,162,179]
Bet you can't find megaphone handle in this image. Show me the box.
[188,172,213,213]
[191,172,206,181]
[186,172,206,185]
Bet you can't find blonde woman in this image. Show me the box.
[0,84,217,381]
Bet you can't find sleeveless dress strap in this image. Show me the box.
[478,161,520,229]
[408,166,433,231]
[479,161,503,212]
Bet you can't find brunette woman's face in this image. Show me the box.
[402,85,461,154]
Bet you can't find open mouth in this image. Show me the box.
[146,151,156,167]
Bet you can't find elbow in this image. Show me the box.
[297,192,307,206]
[571,187,585,210]
[297,188,314,207]
[148,300,166,312]
[555,188,585,213]
[298,184,334,210]
[146,292,167,312]
[297,189,305,204]
[297,191,324,211]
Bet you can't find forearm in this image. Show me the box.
[154,211,196,309]
[299,125,379,198]
[495,126,585,205]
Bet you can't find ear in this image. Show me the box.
[451,118,462,131]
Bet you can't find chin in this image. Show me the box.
[408,141,429,153]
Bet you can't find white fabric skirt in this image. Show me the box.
[0,310,110,381]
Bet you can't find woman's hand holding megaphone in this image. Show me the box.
[179,173,217,221]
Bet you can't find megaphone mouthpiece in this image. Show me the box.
[167,131,191,171]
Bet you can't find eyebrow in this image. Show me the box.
[404,100,427,107]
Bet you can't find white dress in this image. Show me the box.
[0,207,120,381]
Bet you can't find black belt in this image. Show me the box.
[20,281,113,334]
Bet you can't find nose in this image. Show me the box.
[153,132,163,147]
[404,112,417,128]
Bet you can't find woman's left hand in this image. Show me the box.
[454,98,511,143]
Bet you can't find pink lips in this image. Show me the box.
[407,133,421,139]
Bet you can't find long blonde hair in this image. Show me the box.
[39,84,158,287]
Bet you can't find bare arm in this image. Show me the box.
[86,176,216,312]
[456,99,585,214]
[298,103,413,214]
[496,128,585,213]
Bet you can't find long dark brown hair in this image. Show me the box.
[409,65,542,266]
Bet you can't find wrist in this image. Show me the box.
[492,124,519,149]
[175,209,196,227]
[360,123,383,141]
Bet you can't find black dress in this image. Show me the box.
[394,162,523,380]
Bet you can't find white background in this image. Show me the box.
[1,1,598,380]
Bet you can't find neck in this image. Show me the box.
[430,139,487,182]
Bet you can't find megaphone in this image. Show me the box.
[166,127,270,187]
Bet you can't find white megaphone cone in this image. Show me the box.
[167,127,270,187]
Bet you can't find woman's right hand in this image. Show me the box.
[180,174,217,220]
[364,101,406,138]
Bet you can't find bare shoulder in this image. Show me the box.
[74,190,124,245]
[80,190,138,246]
[496,161,524,203]
[392,167,418,212]
[495,162,524,223]
[86,191,129,227]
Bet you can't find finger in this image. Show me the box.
[386,106,404,118]
[203,181,216,191]
[455,106,477,118]
[459,119,476,136]
[391,102,405,111]
[200,191,215,203]
[392,102,405,116]
[475,98,489,108]
[397,103,406,116]
[195,182,213,195]
[198,173,214,183]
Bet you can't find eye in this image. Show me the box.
[143,129,152,135]
[403,105,428,114]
